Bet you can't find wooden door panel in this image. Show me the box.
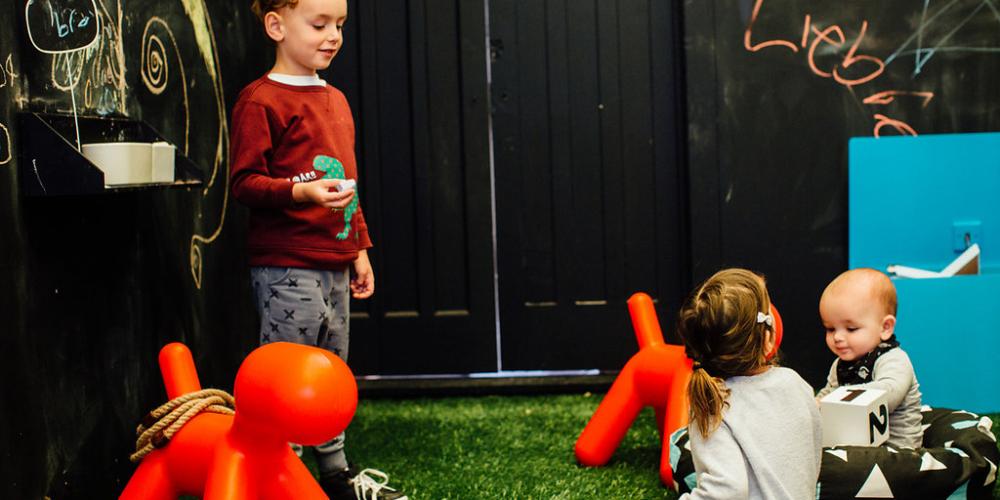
[330,0,496,375]
[491,0,687,370]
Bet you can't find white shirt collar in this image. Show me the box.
[268,73,327,87]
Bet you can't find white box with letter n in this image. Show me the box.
[820,386,889,447]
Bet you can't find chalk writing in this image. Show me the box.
[862,90,935,107]
[744,0,922,137]
[745,0,1000,138]
[25,0,100,54]
[872,113,918,137]
[48,3,92,38]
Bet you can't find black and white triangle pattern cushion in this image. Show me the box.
[669,407,999,499]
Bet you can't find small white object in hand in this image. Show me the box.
[336,179,356,192]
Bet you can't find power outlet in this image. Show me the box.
[952,220,982,252]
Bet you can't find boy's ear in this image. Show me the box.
[880,314,896,340]
[264,11,285,42]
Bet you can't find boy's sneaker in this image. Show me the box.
[320,465,409,500]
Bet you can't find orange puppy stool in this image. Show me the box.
[574,293,782,487]
[120,342,357,499]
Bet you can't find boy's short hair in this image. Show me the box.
[251,0,298,22]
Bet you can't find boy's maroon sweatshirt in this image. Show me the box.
[230,76,372,269]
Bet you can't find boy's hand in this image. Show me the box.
[351,249,374,299]
[292,179,355,209]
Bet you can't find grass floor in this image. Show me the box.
[303,393,1000,499]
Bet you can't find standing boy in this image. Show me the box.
[231,0,407,498]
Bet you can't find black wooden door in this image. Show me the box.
[329,0,497,375]
[489,0,688,370]
[329,0,687,375]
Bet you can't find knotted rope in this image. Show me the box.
[130,389,236,462]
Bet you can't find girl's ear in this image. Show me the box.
[880,314,896,341]
[763,328,776,360]
[264,11,285,42]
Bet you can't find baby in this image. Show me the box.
[815,268,924,449]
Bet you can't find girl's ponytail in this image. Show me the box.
[687,365,730,437]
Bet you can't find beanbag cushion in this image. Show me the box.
[669,407,999,499]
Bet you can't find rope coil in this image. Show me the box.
[130,389,236,463]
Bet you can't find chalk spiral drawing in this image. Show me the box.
[141,17,189,154]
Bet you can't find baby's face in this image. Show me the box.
[819,285,891,362]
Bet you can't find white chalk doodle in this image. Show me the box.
[0,123,11,166]
[141,17,189,154]
[0,54,17,167]
[183,1,230,290]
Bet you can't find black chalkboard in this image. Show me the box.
[684,0,1000,386]
[1,0,267,497]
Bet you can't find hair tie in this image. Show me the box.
[756,311,774,326]
[692,361,702,370]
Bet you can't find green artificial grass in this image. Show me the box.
[302,393,1000,499]
[306,393,667,499]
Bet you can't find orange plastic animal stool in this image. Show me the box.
[120,342,357,499]
[574,293,782,487]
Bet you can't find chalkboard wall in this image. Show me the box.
[684,0,1000,383]
[1,0,267,497]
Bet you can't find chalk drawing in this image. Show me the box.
[180,0,230,290]
[27,0,104,149]
[737,0,1000,136]
[885,0,1000,76]
[0,54,17,166]
[141,17,190,154]
[0,123,11,165]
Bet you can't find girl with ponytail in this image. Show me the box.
[676,269,822,499]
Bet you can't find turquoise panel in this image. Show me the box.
[849,133,1000,413]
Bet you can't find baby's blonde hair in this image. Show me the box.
[250,0,298,23]
[823,268,897,317]
[676,268,775,438]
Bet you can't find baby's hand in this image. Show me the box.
[292,179,355,209]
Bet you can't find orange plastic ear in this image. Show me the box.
[159,342,203,399]
[766,302,784,360]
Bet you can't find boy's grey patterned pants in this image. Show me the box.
[251,266,351,473]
